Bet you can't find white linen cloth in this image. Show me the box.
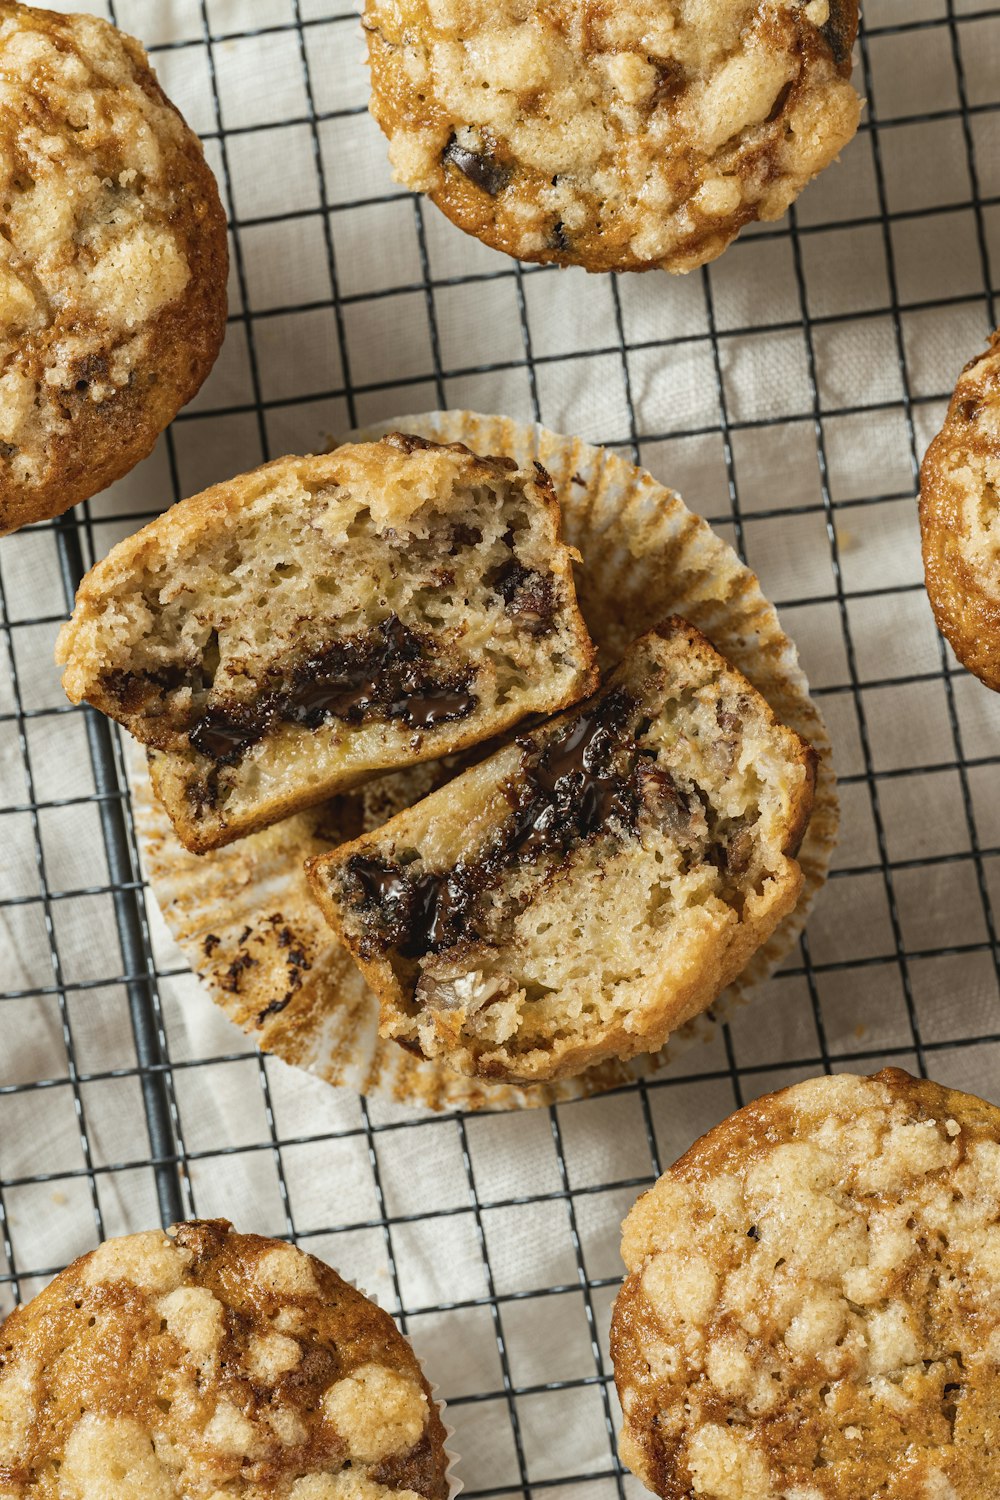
[1,3,999,1494]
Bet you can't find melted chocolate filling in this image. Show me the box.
[490,558,556,634]
[442,136,511,197]
[188,615,478,767]
[103,660,191,717]
[190,705,266,764]
[550,220,571,254]
[350,857,463,959]
[346,688,645,962]
[821,9,854,68]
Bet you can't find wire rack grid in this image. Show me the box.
[1,2,1000,1496]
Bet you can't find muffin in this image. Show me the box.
[611,1069,1000,1499]
[920,329,1000,692]
[0,2,228,535]
[126,411,839,1113]
[55,433,597,853]
[0,1218,450,1498]
[306,619,816,1084]
[364,0,861,274]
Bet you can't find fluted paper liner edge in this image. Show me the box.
[130,411,839,1114]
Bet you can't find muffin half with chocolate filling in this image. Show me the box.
[56,434,597,852]
[306,619,816,1084]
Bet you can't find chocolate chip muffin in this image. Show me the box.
[920,330,1000,692]
[611,1069,1000,1499]
[0,2,228,535]
[0,1219,450,1498]
[364,0,861,274]
[56,434,597,853]
[306,619,816,1085]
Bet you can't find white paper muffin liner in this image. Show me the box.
[438,1387,463,1500]
[131,411,838,1113]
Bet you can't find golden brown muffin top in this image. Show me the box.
[612,1069,1000,1498]
[365,0,861,273]
[0,2,227,533]
[0,1220,449,1499]
[920,330,1000,693]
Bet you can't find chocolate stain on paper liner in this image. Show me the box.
[131,412,839,1114]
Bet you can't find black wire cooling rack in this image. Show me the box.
[1,3,1000,1495]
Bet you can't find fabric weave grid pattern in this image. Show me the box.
[1,3,1000,1496]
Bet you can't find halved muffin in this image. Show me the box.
[56,433,597,851]
[307,619,816,1084]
